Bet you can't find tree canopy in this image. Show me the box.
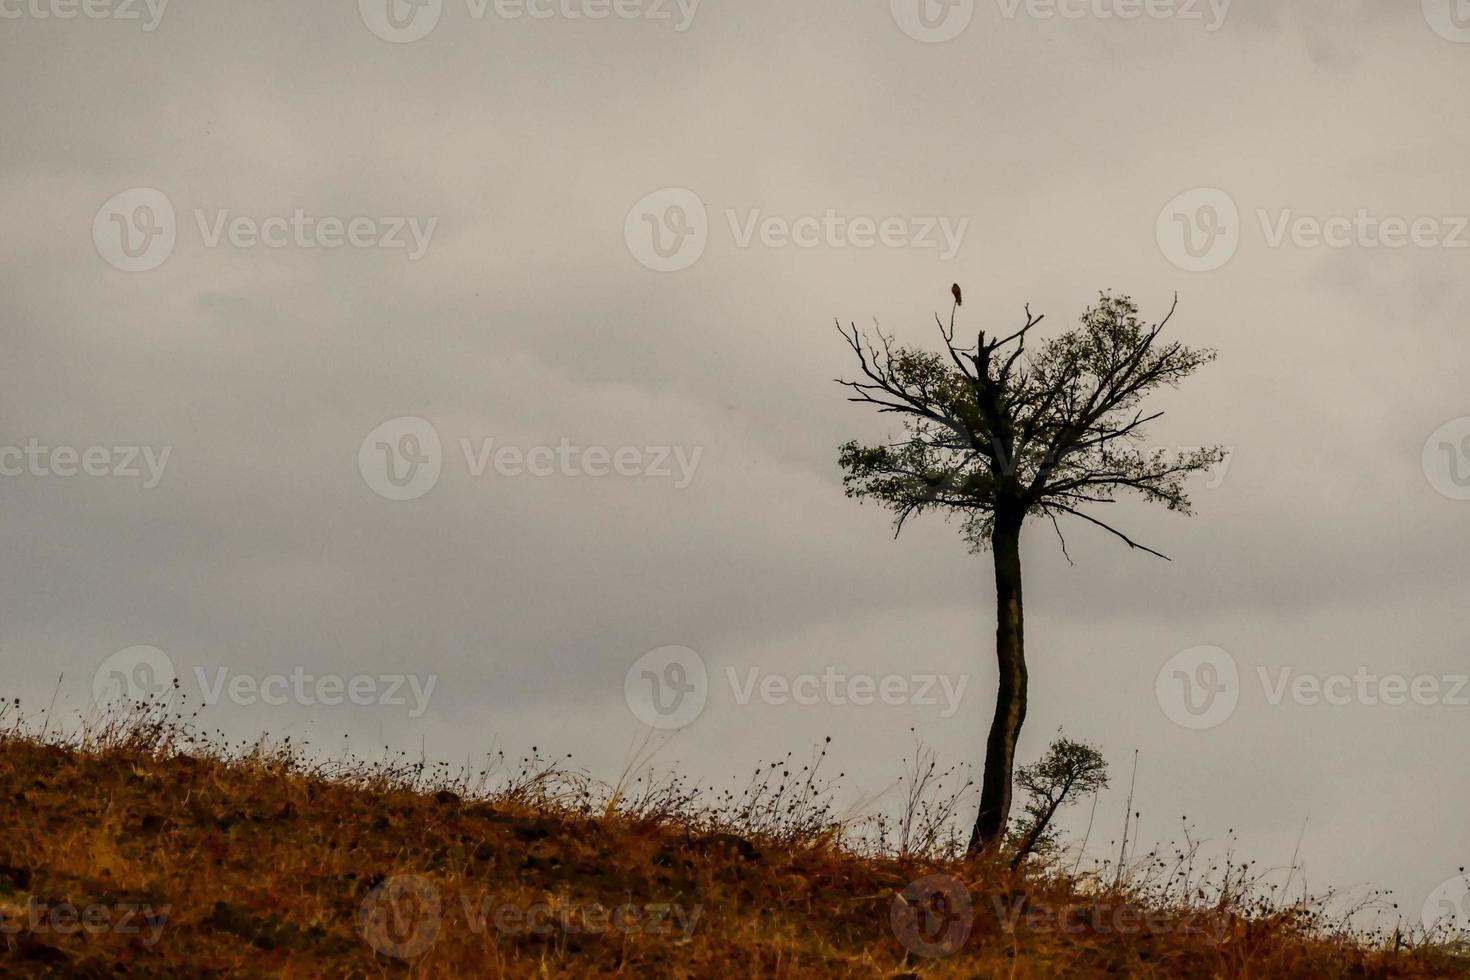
[837,293,1226,559]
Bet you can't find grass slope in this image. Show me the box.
[0,723,1466,977]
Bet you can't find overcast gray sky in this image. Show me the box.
[3,0,1469,935]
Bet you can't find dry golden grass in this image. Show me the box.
[1,706,1466,977]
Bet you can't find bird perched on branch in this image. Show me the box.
[952,283,963,307]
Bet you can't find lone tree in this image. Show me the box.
[836,291,1224,854]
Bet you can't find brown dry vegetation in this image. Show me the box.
[1,704,1467,978]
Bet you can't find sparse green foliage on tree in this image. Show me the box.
[835,291,1223,854]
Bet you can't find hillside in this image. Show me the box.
[1,722,1465,977]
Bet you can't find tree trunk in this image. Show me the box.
[1009,800,1057,870]
[968,509,1027,855]
[1009,772,1075,870]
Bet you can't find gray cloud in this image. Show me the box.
[3,0,1469,927]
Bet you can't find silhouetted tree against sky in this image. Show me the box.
[1007,732,1109,870]
[836,292,1224,855]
